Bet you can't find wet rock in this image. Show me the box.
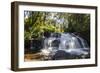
[51,39,60,47]
[52,50,71,60]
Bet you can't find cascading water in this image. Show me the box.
[41,33,90,60]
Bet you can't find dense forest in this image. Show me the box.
[24,11,90,53]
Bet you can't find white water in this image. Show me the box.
[41,33,89,59]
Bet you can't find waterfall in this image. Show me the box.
[41,33,90,60]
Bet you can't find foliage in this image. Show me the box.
[24,11,90,45]
[67,14,90,45]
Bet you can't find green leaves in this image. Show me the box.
[24,11,90,44]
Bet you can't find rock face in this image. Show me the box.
[51,39,60,47]
[52,50,71,60]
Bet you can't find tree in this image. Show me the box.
[67,13,90,45]
[24,11,90,45]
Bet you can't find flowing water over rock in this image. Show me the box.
[41,33,90,60]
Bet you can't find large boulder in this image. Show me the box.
[52,50,71,60]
